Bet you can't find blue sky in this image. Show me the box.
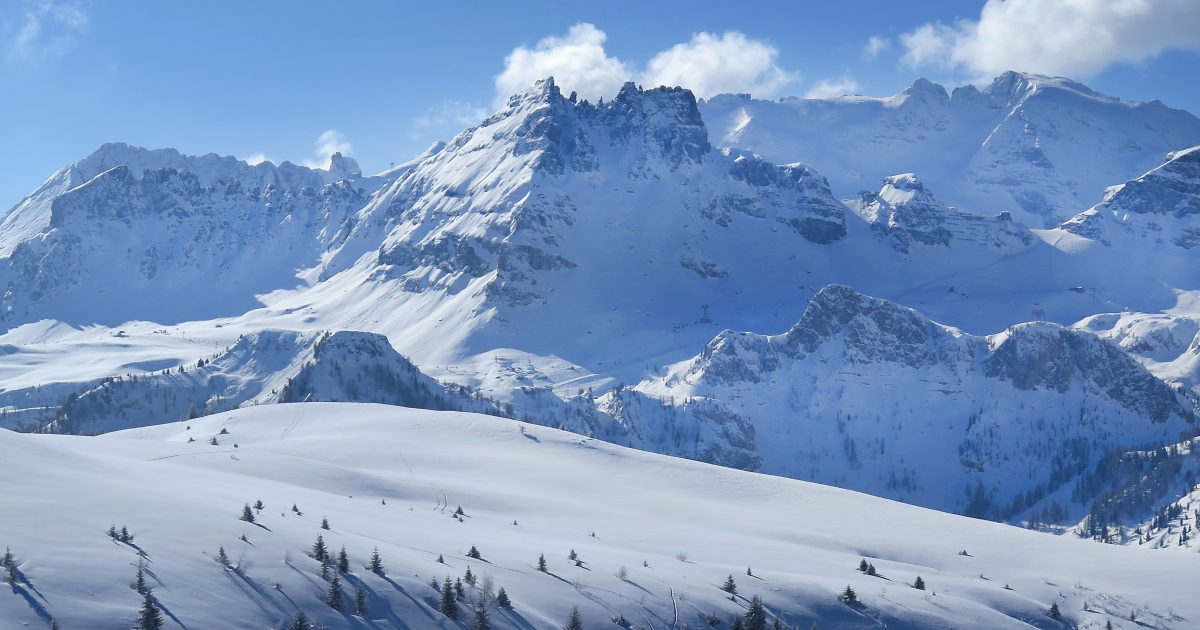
[2,0,1198,207]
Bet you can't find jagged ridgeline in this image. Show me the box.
[2,73,1200,537]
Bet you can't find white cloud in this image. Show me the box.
[863,36,890,60]
[642,31,796,98]
[493,24,798,103]
[242,152,271,166]
[494,23,631,104]
[416,100,489,130]
[804,76,860,99]
[302,130,353,169]
[7,0,89,64]
[900,0,1200,79]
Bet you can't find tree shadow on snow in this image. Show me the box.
[10,582,52,625]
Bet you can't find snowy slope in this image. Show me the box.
[2,403,1197,629]
[700,72,1200,227]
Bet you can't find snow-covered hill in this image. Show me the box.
[2,403,1196,629]
[700,72,1200,227]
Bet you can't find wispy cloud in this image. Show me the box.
[804,75,859,99]
[863,36,890,60]
[302,130,353,169]
[7,1,89,65]
[415,100,489,130]
[242,152,271,166]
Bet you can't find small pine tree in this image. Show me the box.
[437,553,445,564]
[431,577,441,592]
[254,499,264,510]
[326,574,344,610]
[320,517,330,530]
[744,596,767,630]
[355,587,368,616]
[537,553,547,572]
[772,618,783,630]
[731,619,745,630]
[568,549,578,561]
[107,525,119,540]
[914,576,926,590]
[291,504,301,514]
[1105,620,1112,630]
[468,545,481,559]
[240,503,255,523]
[1048,602,1062,621]
[721,574,738,594]
[311,535,327,561]
[216,546,230,568]
[337,547,350,573]
[705,613,721,627]
[866,563,877,576]
[464,565,475,585]
[496,586,511,608]
[455,577,465,600]
[134,591,164,630]
[121,526,132,543]
[320,557,331,582]
[288,611,313,630]
[210,436,219,446]
[439,577,458,618]
[747,566,753,576]
[565,606,584,630]
[368,547,384,575]
[841,585,858,605]
[474,602,491,630]
[6,559,19,586]
[858,558,869,572]
[134,561,148,594]
[455,506,465,516]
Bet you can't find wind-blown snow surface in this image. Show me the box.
[700,72,1200,228]
[1,403,1196,629]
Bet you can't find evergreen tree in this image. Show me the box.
[209,436,219,446]
[731,619,745,630]
[337,547,350,573]
[496,586,511,608]
[326,574,344,611]
[455,577,465,600]
[914,576,926,590]
[320,517,330,530]
[6,559,19,586]
[1048,602,1062,621]
[1105,620,1113,630]
[107,525,119,540]
[564,606,584,630]
[858,559,869,572]
[437,553,445,564]
[455,506,465,516]
[439,577,458,618]
[121,526,132,543]
[291,504,301,515]
[355,587,368,616]
[288,611,313,630]
[568,549,578,561]
[747,566,753,576]
[310,535,327,562]
[368,546,384,575]
[216,546,230,568]
[431,577,441,591]
[254,499,264,510]
[468,545,481,559]
[134,591,164,630]
[721,574,738,594]
[133,561,148,594]
[841,585,857,605]
[464,565,475,585]
[240,504,255,523]
[772,618,783,630]
[744,596,767,630]
[866,563,876,576]
[537,553,547,572]
[474,602,491,630]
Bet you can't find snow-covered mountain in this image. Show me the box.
[700,72,1200,227]
[630,284,1196,519]
[1058,145,1200,249]
[0,143,382,325]
[3,73,1200,543]
[3,402,1198,629]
